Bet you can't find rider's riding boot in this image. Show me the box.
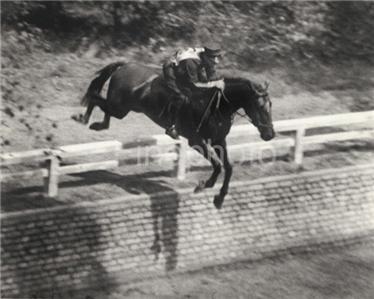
[165,105,181,140]
[165,94,187,140]
[165,124,179,140]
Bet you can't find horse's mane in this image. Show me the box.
[224,77,266,93]
[224,77,249,85]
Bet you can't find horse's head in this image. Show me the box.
[245,81,275,141]
[225,78,275,141]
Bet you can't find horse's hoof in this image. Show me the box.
[194,180,205,193]
[89,122,108,131]
[213,195,224,209]
[71,113,86,124]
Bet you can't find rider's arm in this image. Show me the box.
[206,67,221,81]
[185,60,224,89]
[184,59,200,84]
[163,61,180,93]
[194,81,222,88]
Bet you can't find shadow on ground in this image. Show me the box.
[71,170,181,272]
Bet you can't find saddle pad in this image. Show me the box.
[131,74,158,94]
[173,47,204,66]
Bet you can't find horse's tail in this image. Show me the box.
[80,61,126,107]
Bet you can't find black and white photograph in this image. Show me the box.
[1,1,374,298]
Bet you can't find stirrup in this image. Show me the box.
[165,125,179,140]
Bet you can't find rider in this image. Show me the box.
[162,42,225,139]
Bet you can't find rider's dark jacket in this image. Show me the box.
[163,56,219,100]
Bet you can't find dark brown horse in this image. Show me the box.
[73,62,275,209]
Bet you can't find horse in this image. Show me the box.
[73,62,275,209]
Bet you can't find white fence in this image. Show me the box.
[155,110,374,179]
[1,141,122,197]
[1,111,374,197]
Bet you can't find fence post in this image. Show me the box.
[294,127,306,165]
[44,152,60,197]
[175,139,188,180]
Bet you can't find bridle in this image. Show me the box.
[221,81,273,130]
[234,108,273,130]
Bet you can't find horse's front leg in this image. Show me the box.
[189,139,222,193]
[213,139,232,209]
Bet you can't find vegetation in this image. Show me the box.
[2,1,374,67]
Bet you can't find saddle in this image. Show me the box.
[131,74,158,99]
[132,73,223,133]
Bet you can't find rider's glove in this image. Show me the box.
[213,79,225,91]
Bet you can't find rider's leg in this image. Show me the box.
[163,63,187,139]
[165,94,186,139]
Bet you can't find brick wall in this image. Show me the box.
[1,164,374,298]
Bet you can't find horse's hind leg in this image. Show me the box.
[71,101,95,125]
[89,113,111,131]
[72,95,102,125]
[72,94,112,131]
[89,101,130,131]
[82,102,95,124]
[88,100,113,131]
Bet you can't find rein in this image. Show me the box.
[196,90,219,132]
[196,89,235,132]
[222,86,273,130]
[196,81,273,133]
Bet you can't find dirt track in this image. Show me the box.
[41,240,374,299]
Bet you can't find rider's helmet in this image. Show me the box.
[203,42,222,58]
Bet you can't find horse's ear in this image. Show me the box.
[264,81,269,90]
[250,81,266,97]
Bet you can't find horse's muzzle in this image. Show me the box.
[260,129,275,141]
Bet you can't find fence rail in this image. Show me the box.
[1,141,122,197]
[231,110,374,136]
[158,110,374,179]
[1,111,373,197]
